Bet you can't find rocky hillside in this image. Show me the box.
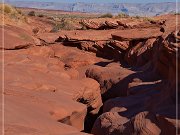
[5,0,179,16]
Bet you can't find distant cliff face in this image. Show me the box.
[5,0,178,16]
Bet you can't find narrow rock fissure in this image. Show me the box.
[82,106,104,133]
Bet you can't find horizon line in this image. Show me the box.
[5,0,177,4]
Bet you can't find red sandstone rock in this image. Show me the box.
[112,27,163,41]
[109,40,129,52]
[0,25,34,49]
[50,44,102,68]
[80,19,105,30]
[91,24,180,135]
[86,63,134,100]
[105,20,119,29]
[117,20,130,28]
[124,38,157,66]
[1,45,102,134]
[1,12,179,135]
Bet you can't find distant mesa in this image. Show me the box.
[5,0,179,16]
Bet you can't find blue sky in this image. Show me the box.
[6,0,177,3]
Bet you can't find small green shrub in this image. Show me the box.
[17,9,22,15]
[0,3,13,14]
[50,19,74,32]
[50,24,60,33]
[3,5,12,13]
[100,13,113,18]
[134,15,141,19]
[14,7,22,15]
[10,12,18,19]
[0,4,28,23]
[143,17,154,22]
[24,16,28,23]
[38,14,45,17]
[47,16,55,20]
[116,13,129,18]
[28,11,35,16]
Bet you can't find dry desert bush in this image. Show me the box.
[0,4,27,22]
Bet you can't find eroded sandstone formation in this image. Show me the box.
[91,16,180,135]
[1,10,179,135]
